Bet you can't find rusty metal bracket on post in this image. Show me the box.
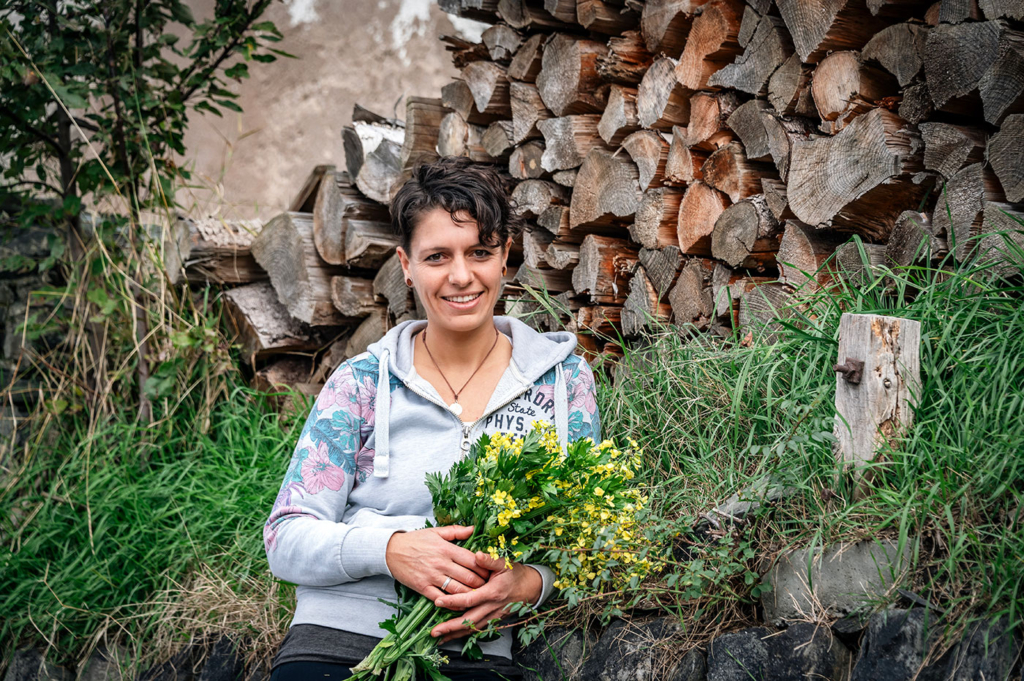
[833,358,864,385]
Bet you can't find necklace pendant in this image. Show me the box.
[450,401,463,417]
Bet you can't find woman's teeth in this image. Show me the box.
[444,293,482,303]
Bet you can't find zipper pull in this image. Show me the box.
[461,423,472,452]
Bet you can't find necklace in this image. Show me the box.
[421,326,500,417]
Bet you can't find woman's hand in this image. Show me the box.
[385,525,491,601]
[429,552,543,644]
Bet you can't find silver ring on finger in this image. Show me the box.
[440,576,453,593]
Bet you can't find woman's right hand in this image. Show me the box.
[385,525,491,600]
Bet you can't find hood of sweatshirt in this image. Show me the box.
[364,315,579,477]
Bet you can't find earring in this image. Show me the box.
[502,266,507,275]
[405,278,413,287]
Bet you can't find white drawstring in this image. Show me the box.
[554,363,569,454]
[373,349,391,478]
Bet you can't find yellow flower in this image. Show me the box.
[594,487,605,497]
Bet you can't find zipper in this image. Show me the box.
[400,377,535,454]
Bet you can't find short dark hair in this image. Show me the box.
[390,156,524,252]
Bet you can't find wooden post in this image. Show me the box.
[833,313,921,498]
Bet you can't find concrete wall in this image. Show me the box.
[179,0,479,221]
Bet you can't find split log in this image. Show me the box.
[631,187,686,248]
[711,194,784,268]
[868,0,933,15]
[577,305,623,336]
[313,172,390,265]
[442,80,501,125]
[356,137,404,205]
[542,0,577,22]
[777,220,845,291]
[498,0,578,30]
[483,24,523,62]
[884,210,947,266]
[463,61,513,118]
[438,112,494,161]
[553,169,577,186]
[573,234,640,304]
[834,240,886,284]
[598,85,640,145]
[978,0,1024,18]
[512,179,570,218]
[623,270,671,335]
[707,15,794,95]
[224,282,337,364]
[898,82,934,124]
[811,51,899,133]
[537,205,574,239]
[569,148,643,229]
[737,283,797,343]
[676,0,745,90]
[439,0,502,23]
[510,81,551,144]
[639,245,683,295]
[509,140,548,179]
[523,228,556,268]
[289,165,335,213]
[578,0,641,34]
[253,357,322,411]
[986,114,1024,203]
[598,31,656,85]
[776,0,891,64]
[622,130,670,191]
[373,254,417,318]
[787,108,925,240]
[701,142,777,203]
[761,177,796,221]
[922,21,1009,119]
[668,257,716,329]
[930,163,1013,263]
[251,212,353,326]
[678,181,730,255]
[508,33,545,82]
[640,0,704,55]
[441,33,491,68]
[514,263,575,292]
[536,34,610,116]
[683,91,740,151]
[664,127,708,184]
[975,203,1024,279]
[546,241,581,268]
[862,23,929,88]
[537,115,608,171]
[938,0,983,24]
[711,267,775,327]
[164,216,265,285]
[400,98,449,170]
[330,276,381,318]
[760,112,819,181]
[978,29,1024,125]
[768,54,816,116]
[347,307,391,358]
[919,122,987,180]
[344,219,402,270]
[637,57,691,130]
[738,4,760,45]
[726,99,772,161]
[483,120,516,159]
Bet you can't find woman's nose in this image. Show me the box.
[448,256,473,286]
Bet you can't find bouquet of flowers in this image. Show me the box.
[350,421,653,680]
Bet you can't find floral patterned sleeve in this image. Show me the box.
[263,360,393,587]
[564,355,602,443]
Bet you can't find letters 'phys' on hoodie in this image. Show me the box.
[263,315,602,660]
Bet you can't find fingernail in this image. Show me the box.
[436,599,445,607]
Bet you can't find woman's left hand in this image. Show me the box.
[429,552,542,645]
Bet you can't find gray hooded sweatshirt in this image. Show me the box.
[264,316,602,660]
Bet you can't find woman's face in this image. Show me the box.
[396,207,511,336]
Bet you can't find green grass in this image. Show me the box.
[594,243,1024,639]
[0,385,303,667]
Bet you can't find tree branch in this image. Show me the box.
[0,103,67,159]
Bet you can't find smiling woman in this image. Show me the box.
[265,157,602,680]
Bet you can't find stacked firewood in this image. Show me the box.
[433,0,1023,356]
[167,0,1023,395]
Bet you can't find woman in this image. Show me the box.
[265,157,601,680]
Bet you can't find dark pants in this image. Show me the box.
[270,660,520,680]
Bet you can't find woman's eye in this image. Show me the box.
[425,253,443,262]
[474,249,493,257]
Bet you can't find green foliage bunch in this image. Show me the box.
[0,0,285,219]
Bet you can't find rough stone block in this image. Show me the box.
[578,618,681,681]
[762,540,911,624]
[197,636,242,681]
[79,645,129,681]
[851,608,949,681]
[665,649,706,681]
[515,627,595,681]
[707,627,771,681]
[138,637,210,681]
[765,622,853,680]
[2,649,70,681]
[943,616,1021,681]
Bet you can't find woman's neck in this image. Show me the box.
[420,321,501,370]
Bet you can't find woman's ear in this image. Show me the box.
[396,246,411,281]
